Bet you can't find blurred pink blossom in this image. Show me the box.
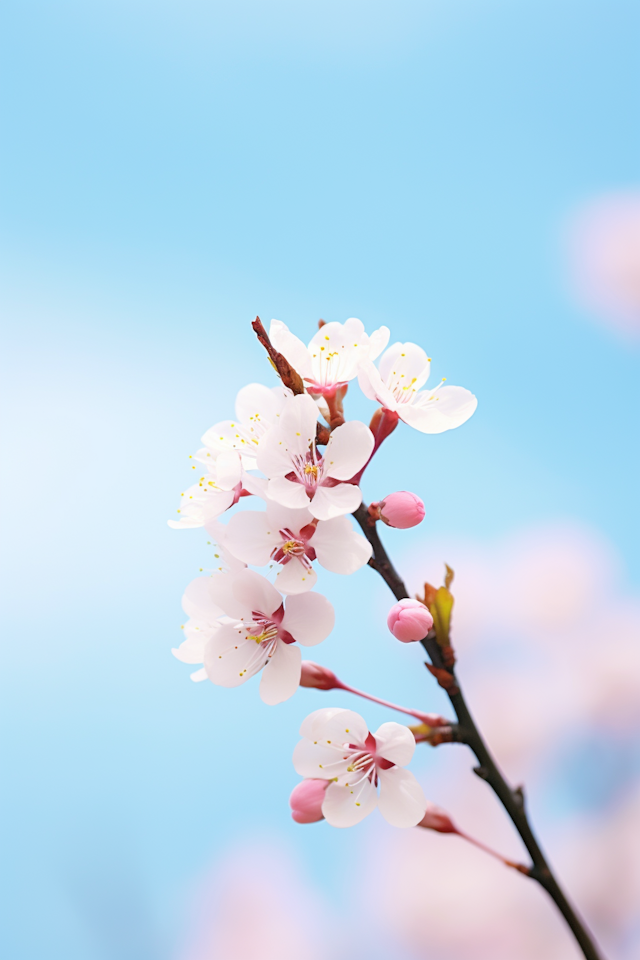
[567,192,640,335]
[179,844,334,960]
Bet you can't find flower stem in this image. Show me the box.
[334,680,445,726]
[352,502,606,960]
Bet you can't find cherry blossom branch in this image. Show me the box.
[352,502,606,960]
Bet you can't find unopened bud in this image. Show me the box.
[300,661,340,690]
[378,491,425,529]
[387,598,434,643]
[417,802,457,834]
[290,779,328,823]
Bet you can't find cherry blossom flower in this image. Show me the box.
[269,318,390,397]
[221,501,372,594]
[257,394,374,521]
[168,451,244,529]
[172,545,246,681]
[199,382,290,464]
[292,707,427,827]
[175,569,335,704]
[358,341,477,434]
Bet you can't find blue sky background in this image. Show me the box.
[1,2,639,958]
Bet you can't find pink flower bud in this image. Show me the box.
[299,661,340,691]
[417,802,457,834]
[387,598,434,643]
[379,491,425,529]
[290,779,328,823]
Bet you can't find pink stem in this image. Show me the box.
[455,829,529,873]
[335,680,439,725]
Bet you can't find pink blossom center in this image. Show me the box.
[270,527,316,569]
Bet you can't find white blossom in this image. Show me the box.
[175,569,334,704]
[358,341,477,434]
[269,318,389,396]
[257,394,374,521]
[293,708,427,828]
[168,451,243,529]
[221,500,372,594]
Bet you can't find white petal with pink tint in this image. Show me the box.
[204,623,268,687]
[401,385,477,434]
[292,738,350,779]
[266,475,314,511]
[230,569,282,619]
[223,510,275,566]
[304,707,369,745]
[322,776,378,828]
[274,559,318,595]
[377,767,426,827]
[259,641,302,705]
[322,420,374,480]
[308,482,363,521]
[311,516,372,574]
[182,576,226,621]
[280,592,335,646]
[168,482,236,530]
[374,722,416,766]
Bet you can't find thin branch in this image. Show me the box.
[251,317,306,395]
[352,503,606,960]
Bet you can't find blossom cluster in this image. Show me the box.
[170,318,476,828]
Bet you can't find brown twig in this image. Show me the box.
[352,502,606,960]
[251,317,306,395]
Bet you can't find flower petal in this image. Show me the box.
[267,476,312,511]
[322,420,374,480]
[203,623,268,687]
[189,667,208,682]
[357,360,397,409]
[379,342,431,393]
[307,318,367,385]
[259,640,301,705]
[281,592,335,646]
[292,737,350,779]
[377,767,427,827]
[231,569,283,618]
[401,385,478,434]
[311,517,373,574]
[308,707,369,746]
[200,420,258,459]
[205,573,253,620]
[322,776,378,827]
[373,722,416,766]
[269,320,314,380]
[274,558,318,595]
[214,451,243,490]
[309,483,363,521]
[234,382,289,435]
[299,706,349,739]
[265,500,314,530]
[168,484,235,529]
[182,576,227,620]
[172,619,215,663]
[367,325,391,360]
[223,510,276,566]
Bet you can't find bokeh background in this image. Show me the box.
[2,2,640,958]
